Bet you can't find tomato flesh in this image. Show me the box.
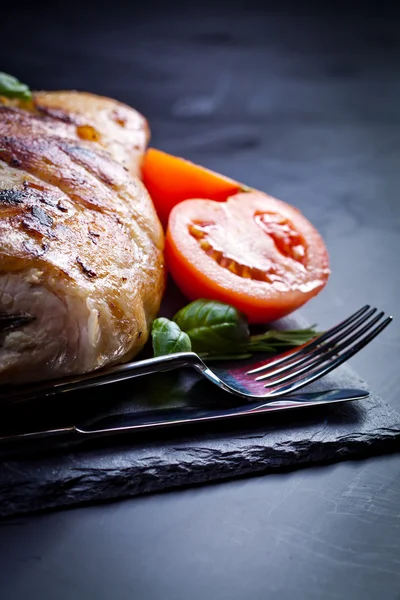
[166,192,330,323]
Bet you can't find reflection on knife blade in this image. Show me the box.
[0,388,369,450]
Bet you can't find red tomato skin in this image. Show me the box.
[165,235,323,323]
[165,193,330,324]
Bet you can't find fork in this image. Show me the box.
[0,305,392,404]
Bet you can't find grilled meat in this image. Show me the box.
[0,91,164,384]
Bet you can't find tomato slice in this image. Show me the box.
[166,192,330,323]
[142,148,244,228]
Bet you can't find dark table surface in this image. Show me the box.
[1,3,399,599]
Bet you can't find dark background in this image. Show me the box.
[1,2,400,599]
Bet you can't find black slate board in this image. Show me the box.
[1,321,399,517]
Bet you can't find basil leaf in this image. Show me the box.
[151,317,192,356]
[173,299,250,354]
[0,72,32,101]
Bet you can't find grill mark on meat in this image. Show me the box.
[0,189,26,206]
[0,185,62,212]
[20,207,54,238]
[59,142,117,187]
[1,112,150,249]
[0,91,164,384]
[30,206,54,227]
[2,121,130,204]
[1,130,117,214]
[34,104,81,124]
[76,256,97,278]
[1,161,151,281]
[22,181,60,208]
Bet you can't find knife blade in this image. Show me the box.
[0,388,368,449]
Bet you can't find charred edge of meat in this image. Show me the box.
[20,207,55,238]
[0,189,27,206]
[0,313,36,332]
[23,182,59,208]
[0,187,63,213]
[34,104,80,124]
[30,206,54,227]
[76,256,97,278]
[60,142,116,187]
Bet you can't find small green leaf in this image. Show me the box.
[151,317,192,356]
[248,325,319,351]
[174,299,250,354]
[0,72,32,101]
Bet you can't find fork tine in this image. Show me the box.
[254,307,380,382]
[248,304,372,375]
[257,310,385,384]
[263,315,392,397]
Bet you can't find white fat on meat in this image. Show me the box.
[0,270,102,384]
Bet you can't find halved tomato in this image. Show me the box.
[142,148,244,228]
[166,192,330,323]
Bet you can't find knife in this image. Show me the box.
[0,388,368,448]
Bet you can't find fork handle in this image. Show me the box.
[0,352,203,404]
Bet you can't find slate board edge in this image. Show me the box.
[1,418,399,519]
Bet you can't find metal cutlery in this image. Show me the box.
[0,388,369,447]
[0,304,392,404]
